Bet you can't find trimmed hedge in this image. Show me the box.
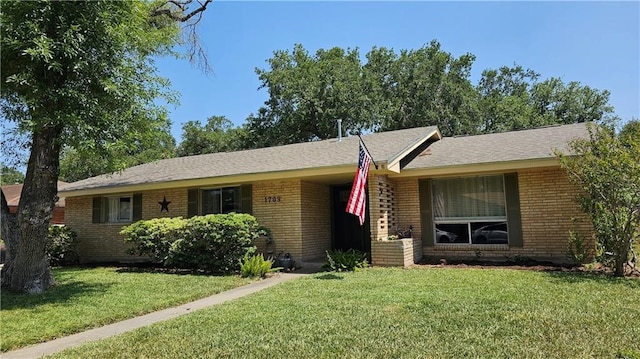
[121,213,263,272]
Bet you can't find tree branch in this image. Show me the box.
[150,0,213,23]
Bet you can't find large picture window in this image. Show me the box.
[202,187,241,214]
[432,175,508,244]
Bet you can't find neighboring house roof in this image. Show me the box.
[1,182,68,207]
[60,126,441,196]
[398,122,589,177]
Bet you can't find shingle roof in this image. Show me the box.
[1,182,68,207]
[404,122,589,170]
[61,126,439,193]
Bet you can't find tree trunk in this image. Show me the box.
[614,240,629,277]
[1,126,61,293]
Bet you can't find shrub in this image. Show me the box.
[240,253,276,278]
[121,217,184,263]
[567,230,589,265]
[46,225,79,266]
[557,121,640,276]
[323,249,368,272]
[121,213,262,273]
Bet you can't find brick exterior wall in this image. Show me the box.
[65,166,592,266]
[65,196,136,263]
[395,178,422,240]
[368,175,398,241]
[66,180,335,265]
[371,238,422,267]
[253,180,304,260]
[300,181,331,260]
[65,188,190,263]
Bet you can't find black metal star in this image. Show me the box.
[159,196,171,212]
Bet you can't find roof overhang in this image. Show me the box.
[59,163,399,198]
[390,157,564,178]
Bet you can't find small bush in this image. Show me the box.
[46,225,79,266]
[121,213,262,273]
[567,230,589,265]
[240,254,276,278]
[323,249,368,272]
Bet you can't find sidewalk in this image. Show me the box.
[3,270,315,359]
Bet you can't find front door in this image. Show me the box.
[331,184,371,256]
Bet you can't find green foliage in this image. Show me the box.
[0,0,191,293]
[177,116,247,157]
[617,349,640,359]
[477,66,614,133]
[558,120,640,276]
[566,230,589,265]
[121,217,185,263]
[323,249,368,272]
[239,253,276,278]
[0,165,24,185]
[244,42,615,147]
[46,225,79,266]
[59,116,176,181]
[121,214,262,272]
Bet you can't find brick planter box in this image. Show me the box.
[371,237,422,267]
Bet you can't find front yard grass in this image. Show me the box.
[0,267,253,352]
[50,267,640,359]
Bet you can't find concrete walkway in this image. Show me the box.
[3,270,314,359]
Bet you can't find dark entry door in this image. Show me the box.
[332,184,371,255]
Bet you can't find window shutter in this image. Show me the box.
[187,189,199,218]
[132,194,142,221]
[240,184,252,214]
[504,173,523,247]
[92,197,102,223]
[92,197,108,223]
[418,179,435,247]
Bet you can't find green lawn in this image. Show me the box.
[49,267,640,359]
[0,267,253,352]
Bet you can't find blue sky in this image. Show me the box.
[157,1,640,141]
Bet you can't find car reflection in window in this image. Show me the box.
[472,222,508,244]
[436,229,458,243]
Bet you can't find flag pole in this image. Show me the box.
[357,134,379,170]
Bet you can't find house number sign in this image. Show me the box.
[264,196,281,203]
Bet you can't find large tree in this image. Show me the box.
[557,120,639,277]
[367,41,480,136]
[60,115,176,182]
[477,65,615,133]
[245,42,617,145]
[177,116,246,156]
[0,0,212,293]
[244,44,379,147]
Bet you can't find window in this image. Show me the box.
[202,187,241,214]
[432,175,509,245]
[92,194,141,223]
[109,196,132,222]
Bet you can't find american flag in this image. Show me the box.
[346,141,372,226]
